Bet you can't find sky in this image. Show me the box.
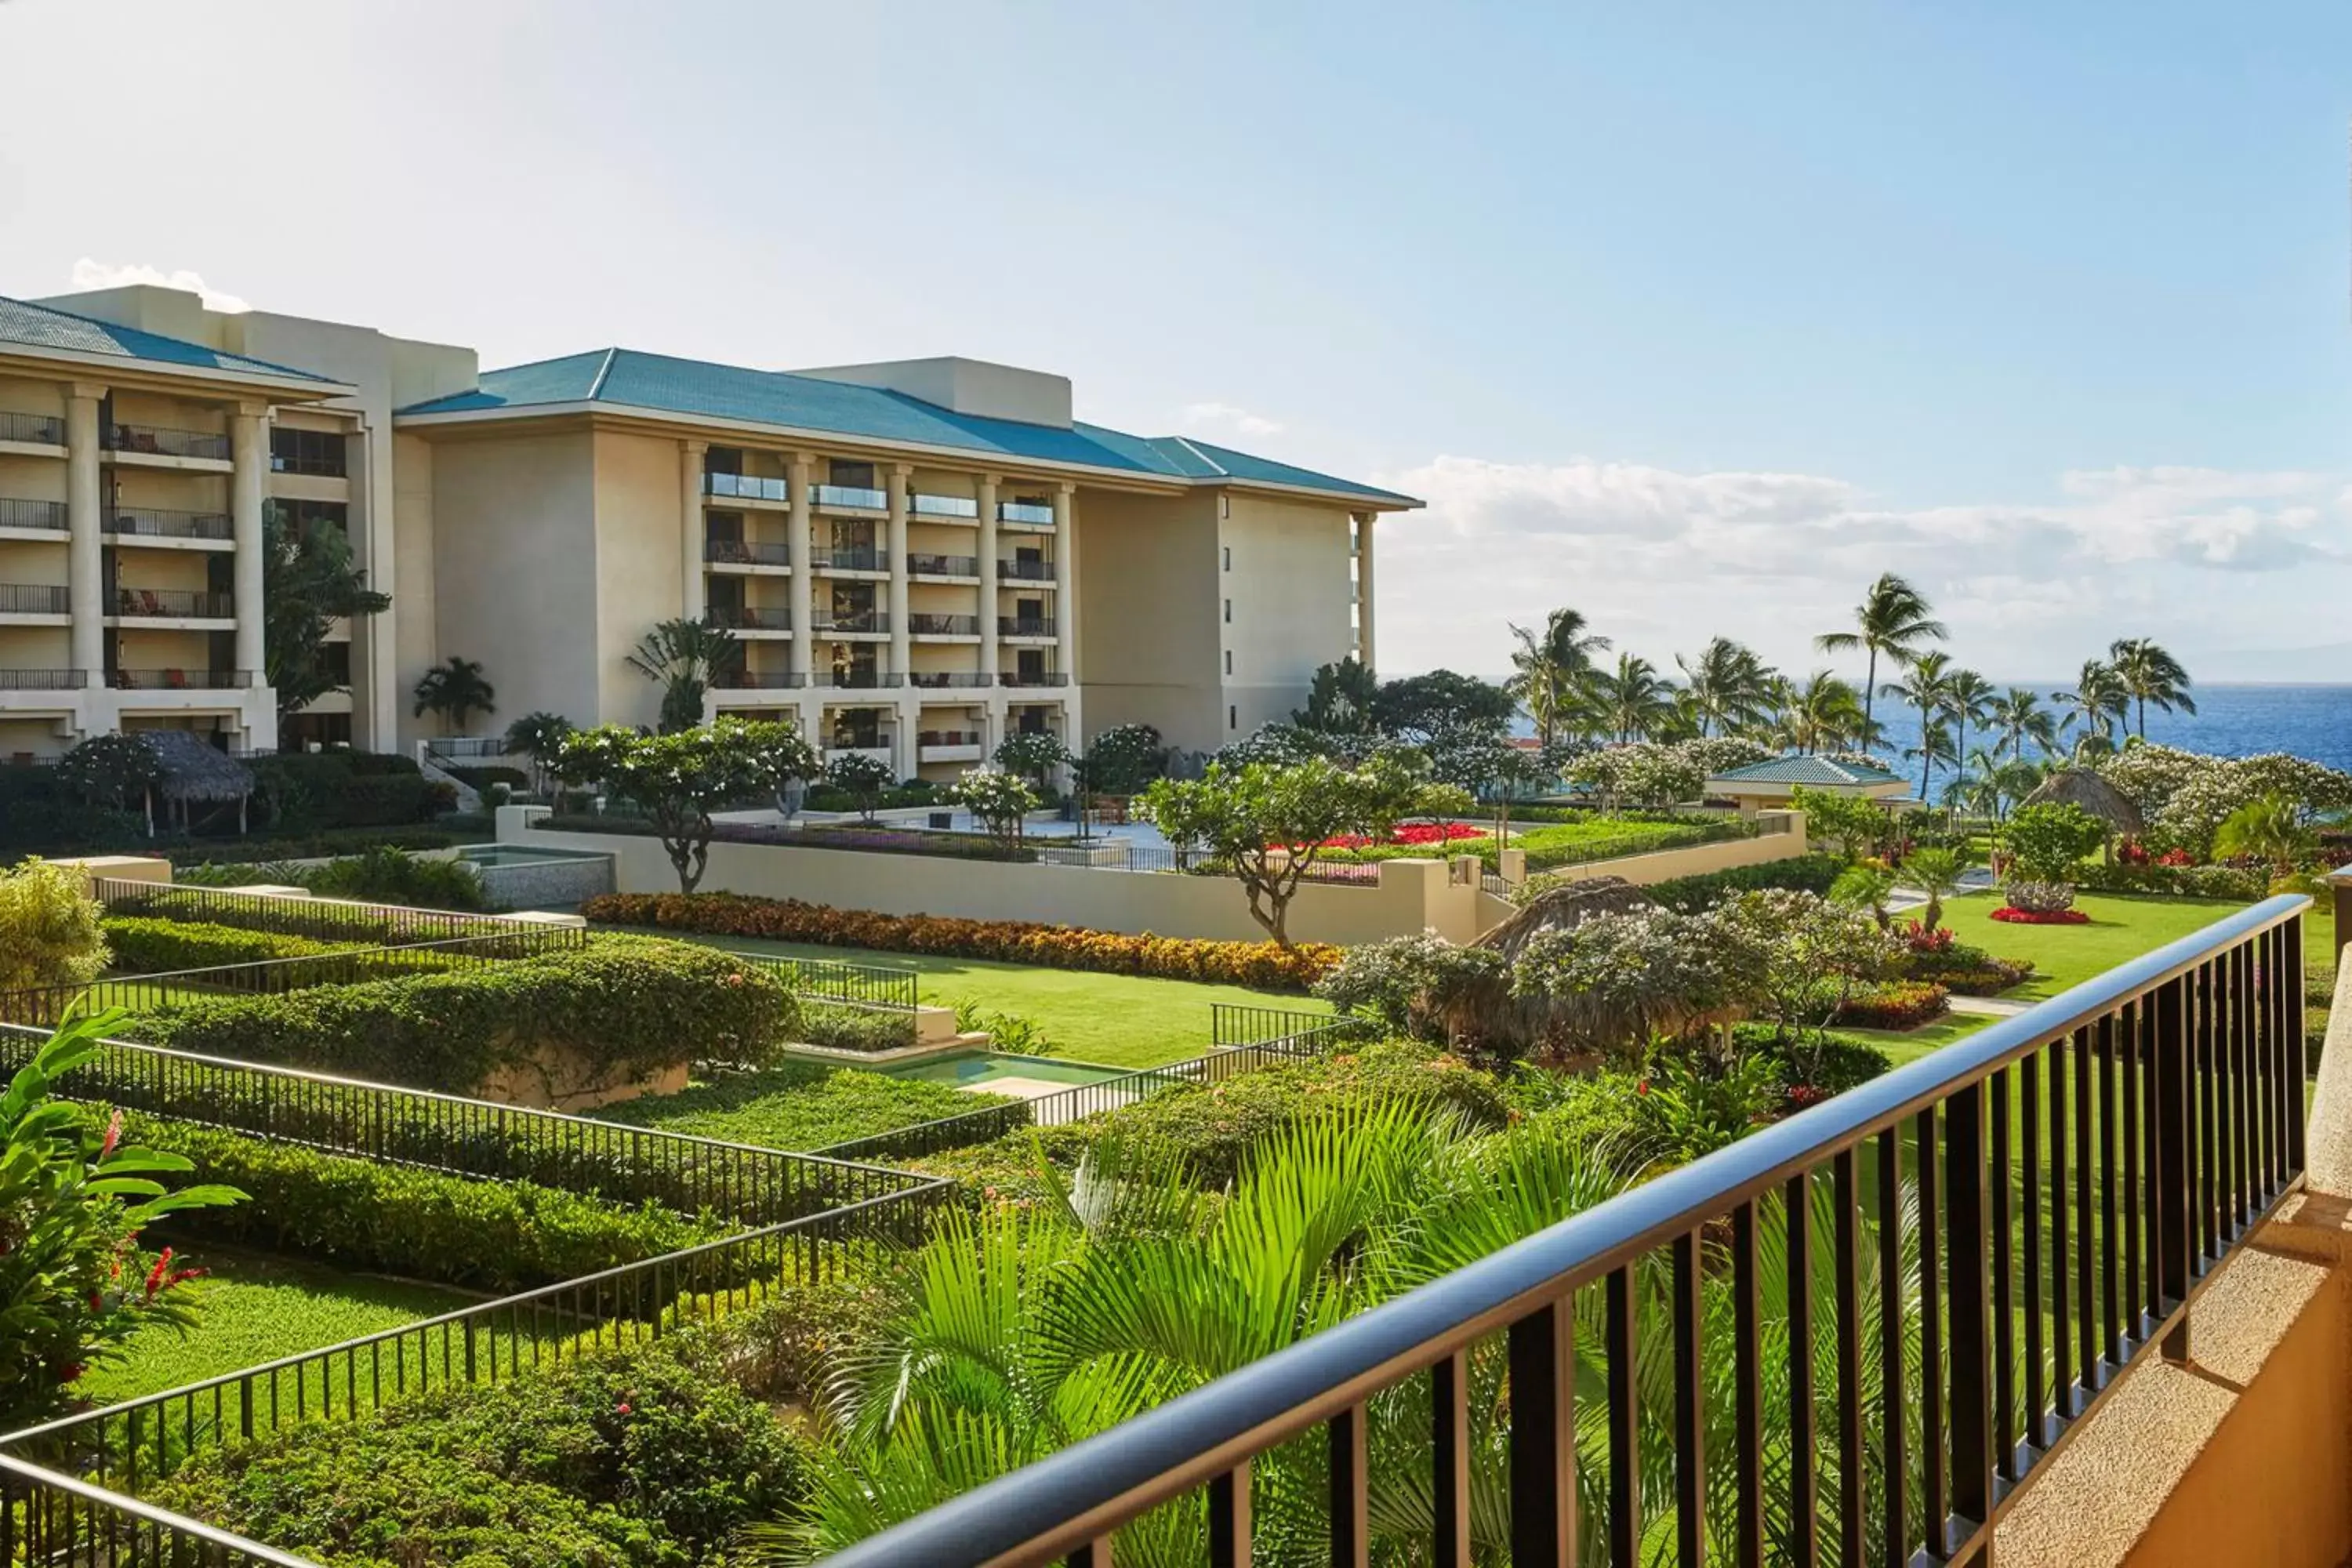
[1,1,2348,683]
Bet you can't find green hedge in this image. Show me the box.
[101,916,360,973]
[114,1112,732,1295]
[797,1003,918,1054]
[169,828,464,866]
[125,937,795,1094]
[1640,852,1845,912]
[152,1336,807,1568]
[601,1063,989,1154]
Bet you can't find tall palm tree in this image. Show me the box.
[1880,650,1955,786]
[1904,715,1958,802]
[1985,687,2060,763]
[1676,637,1774,738]
[2054,659,2129,760]
[410,655,495,733]
[627,616,746,733]
[1774,669,1866,755]
[2107,637,2197,739]
[1943,668,1994,799]
[1815,572,1947,750]
[1505,608,1610,752]
[1592,651,1673,742]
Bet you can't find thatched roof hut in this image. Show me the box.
[144,731,255,831]
[2020,768,2145,838]
[1475,876,1658,964]
[1443,877,1671,1061]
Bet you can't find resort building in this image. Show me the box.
[1704,753,1915,814]
[0,283,1417,775]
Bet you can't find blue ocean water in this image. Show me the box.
[1864,684,2352,777]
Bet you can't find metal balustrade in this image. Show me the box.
[826,897,2313,1567]
[710,604,792,631]
[998,615,1056,637]
[106,422,231,462]
[704,538,793,566]
[105,506,234,541]
[909,612,980,635]
[908,552,979,578]
[113,586,234,619]
[0,583,67,615]
[0,412,64,446]
[90,877,540,945]
[109,668,249,690]
[0,496,67,530]
[997,557,1055,581]
[0,667,84,690]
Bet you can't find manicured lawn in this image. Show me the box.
[83,1246,478,1405]
[1846,1011,1994,1068]
[1940,890,2254,1000]
[598,1062,996,1152]
[649,932,1329,1070]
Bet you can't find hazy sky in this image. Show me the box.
[2,1,2348,681]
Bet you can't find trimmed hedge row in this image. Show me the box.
[1641,852,1845,912]
[124,937,795,1094]
[583,892,1338,990]
[115,1112,733,1295]
[797,1002,919,1054]
[101,916,361,973]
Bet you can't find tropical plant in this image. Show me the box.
[626,617,746,733]
[2,1012,244,1429]
[1591,651,1675,743]
[1138,753,1472,946]
[1815,572,1947,746]
[1773,669,1867,755]
[2212,793,2313,880]
[994,729,1070,793]
[1292,655,1381,737]
[2053,659,2129,760]
[55,732,163,828]
[1941,668,1994,805]
[555,718,815,891]
[1788,784,1893,862]
[823,753,899,824]
[947,768,1040,852]
[501,711,575,797]
[0,859,110,996]
[1829,859,1900,931]
[2108,637,2197,740]
[261,501,391,722]
[1986,687,2060,763]
[1504,608,1610,750]
[1676,636,1775,738]
[411,655,496,732]
[1371,669,1516,753]
[1898,844,1973,933]
[2001,802,2107,884]
[1077,723,1169,797]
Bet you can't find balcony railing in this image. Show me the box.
[0,411,64,446]
[111,669,252,690]
[824,896,2314,1568]
[1000,670,1069,688]
[908,612,979,636]
[816,547,891,572]
[705,539,793,567]
[711,668,807,689]
[113,588,234,619]
[0,583,68,615]
[0,668,85,690]
[907,552,978,578]
[919,730,983,747]
[104,506,234,541]
[909,671,993,688]
[105,423,230,462]
[998,615,1057,638]
[0,498,66,532]
[709,605,792,632]
[911,492,979,520]
[705,472,789,503]
[812,483,888,511]
[998,558,1055,582]
[997,500,1056,527]
[825,670,902,689]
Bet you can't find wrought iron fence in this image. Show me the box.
[89,877,544,946]
[824,895,2313,1567]
[739,952,920,1011]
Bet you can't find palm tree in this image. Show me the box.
[1676,637,1774,738]
[1881,650,1955,792]
[1904,715,1958,803]
[1815,572,1947,752]
[627,616,746,733]
[1986,688,2060,764]
[501,711,575,797]
[1899,844,1974,932]
[1773,670,1866,755]
[1942,668,1994,803]
[410,655,495,733]
[1505,608,1610,752]
[1592,652,1673,742]
[2212,793,2311,880]
[2054,659,2129,760]
[2108,637,2197,740]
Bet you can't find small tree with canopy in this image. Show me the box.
[502,711,575,799]
[824,752,898,823]
[947,768,1040,855]
[555,717,814,892]
[626,617,744,734]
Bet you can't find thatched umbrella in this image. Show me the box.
[1451,877,1672,1058]
[2019,768,2143,862]
[146,731,256,834]
[1475,875,1658,964]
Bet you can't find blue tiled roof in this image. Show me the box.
[0,297,334,383]
[397,347,1415,506]
[1710,756,1907,787]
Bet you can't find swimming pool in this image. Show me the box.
[880,1051,1134,1091]
[456,844,609,868]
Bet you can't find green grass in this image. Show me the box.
[1845,1011,1995,1067]
[82,1245,479,1405]
[597,1062,996,1151]
[1940,889,2256,1000]
[654,933,1329,1070]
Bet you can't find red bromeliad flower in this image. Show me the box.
[100,1110,124,1160]
[142,1247,205,1300]
[1990,906,2090,925]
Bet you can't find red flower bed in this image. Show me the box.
[1314,821,1485,850]
[1830,980,1951,1030]
[1989,906,2091,925]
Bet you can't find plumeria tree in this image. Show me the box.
[556,717,815,891]
[823,753,898,825]
[948,767,1040,853]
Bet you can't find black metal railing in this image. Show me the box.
[998,615,1056,638]
[0,496,67,530]
[0,583,67,615]
[423,736,507,759]
[106,423,231,462]
[710,604,792,632]
[711,667,807,689]
[826,896,2313,1567]
[1207,1001,1358,1051]
[105,506,234,541]
[0,412,64,446]
[997,558,1055,581]
[909,671,993,688]
[908,553,978,578]
[0,1455,311,1567]
[909,612,979,636]
[705,537,793,567]
[811,612,889,634]
[826,669,902,689]
[816,546,891,572]
[0,667,84,690]
[89,877,539,945]
[920,729,983,749]
[114,587,234,619]
[739,952,920,1011]
[1000,670,1069,688]
[109,668,250,691]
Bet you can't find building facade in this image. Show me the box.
[1,284,1415,775]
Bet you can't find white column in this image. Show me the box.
[1355,513,1377,677]
[680,441,707,620]
[786,455,814,684]
[976,473,1000,691]
[887,463,912,684]
[230,404,268,683]
[64,383,105,683]
[1052,481,1076,686]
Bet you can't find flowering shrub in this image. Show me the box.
[1314,932,1506,1045]
[1902,920,1957,955]
[2156,847,2195,868]
[1990,906,2092,925]
[2117,840,2151,866]
[583,892,1339,990]
[1828,979,1951,1030]
[1313,821,1485,850]
[2000,880,2079,915]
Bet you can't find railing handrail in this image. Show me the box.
[822,892,2313,1566]
[0,1454,310,1566]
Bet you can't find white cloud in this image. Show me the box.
[1180,401,1284,438]
[1367,453,2352,681]
[67,258,249,314]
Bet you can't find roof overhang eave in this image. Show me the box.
[0,342,354,401]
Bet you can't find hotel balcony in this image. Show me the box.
[907,552,978,581]
[710,667,806,690]
[916,728,985,763]
[814,546,891,576]
[0,666,85,691]
[811,482,887,514]
[910,492,979,522]
[810,611,890,640]
[703,471,790,506]
[908,612,979,640]
[0,583,69,622]
[823,742,895,768]
[704,539,793,572]
[109,587,234,624]
[999,669,1069,688]
[997,557,1054,583]
[997,615,1056,642]
[822,669,901,690]
[908,671,992,689]
[996,499,1055,528]
[103,422,231,468]
[110,667,253,690]
[707,604,792,637]
[103,506,234,547]
[0,498,67,537]
[0,411,65,452]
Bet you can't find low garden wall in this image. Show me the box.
[1530,811,1809,887]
